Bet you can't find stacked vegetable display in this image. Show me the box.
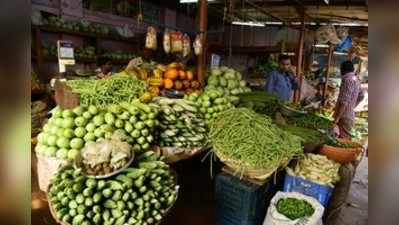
[155,97,207,148]
[66,74,148,108]
[35,101,159,160]
[48,152,177,225]
[209,108,303,170]
[206,66,251,105]
[186,90,234,126]
[288,153,340,187]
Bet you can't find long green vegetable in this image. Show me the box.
[276,197,315,220]
[279,125,325,143]
[286,113,332,130]
[209,108,303,169]
[66,74,147,109]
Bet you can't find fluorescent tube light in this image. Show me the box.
[232,21,265,27]
[314,44,330,48]
[334,51,348,55]
[180,0,216,3]
[265,21,283,25]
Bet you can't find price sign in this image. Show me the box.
[57,40,75,72]
[211,54,221,67]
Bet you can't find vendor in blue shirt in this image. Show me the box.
[265,54,299,101]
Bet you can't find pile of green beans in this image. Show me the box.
[209,108,303,169]
[276,197,315,220]
[66,75,147,109]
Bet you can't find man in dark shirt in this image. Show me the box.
[264,54,299,101]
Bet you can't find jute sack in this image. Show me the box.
[264,191,324,225]
[36,153,68,192]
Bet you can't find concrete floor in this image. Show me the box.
[336,157,368,225]
[31,152,368,225]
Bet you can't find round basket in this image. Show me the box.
[74,152,135,179]
[319,139,363,164]
[216,152,281,181]
[47,169,179,225]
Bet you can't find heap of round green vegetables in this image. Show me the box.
[209,108,303,170]
[186,90,234,126]
[48,152,177,225]
[276,197,315,220]
[66,75,147,109]
[155,97,207,148]
[206,66,251,105]
[35,100,158,160]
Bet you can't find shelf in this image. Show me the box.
[32,54,130,65]
[33,25,138,43]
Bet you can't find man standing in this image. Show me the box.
[265,54,299,101]
[333,61,364,138]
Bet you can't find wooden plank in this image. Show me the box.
[197,0,207,87]
[323,44,335,106]
[294,12,305,103]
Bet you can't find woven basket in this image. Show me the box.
[156,145,209,163]
[36,153,68,192]
[216,153,282,181]
[47,169,179,225]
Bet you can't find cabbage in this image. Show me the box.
[207,75,219,86]
[93,115,105,126]
[219,77,227,87]
[74,127,87,137]
[72,106,85,116]
[210,68,222,76]
[57,137,70,148]
[74,117,87,127]
[236,71,242,80]
[239,80,247,87]
[224,72,236,80]
[47,135,58,146]
[56,148,69,159]
[227,80,238,90]
[68,149,80,160]
[230,88,240,95]
[62,109,74,118]
[70,138,84,149]
[63,129,75,138]
[62,117,75,128]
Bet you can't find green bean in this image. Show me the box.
[66,74,147,109]
[209,108,303,169]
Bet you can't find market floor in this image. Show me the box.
[336,157,368,225]
[31,152,368,225]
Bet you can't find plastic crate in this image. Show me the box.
[215,172,275,225]
[283,173,333,207]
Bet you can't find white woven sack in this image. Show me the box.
[263,191,324,225]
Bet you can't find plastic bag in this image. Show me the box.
[263,192,324,225]
[145,26,157,50]
[170,31,183,53]
[193,34,202,55]
[182,33,191,57]
[163,29,171,53]
[316,25,341,44]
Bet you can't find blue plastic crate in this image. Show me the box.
[283,173,333,207]
[215,172,276,225]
